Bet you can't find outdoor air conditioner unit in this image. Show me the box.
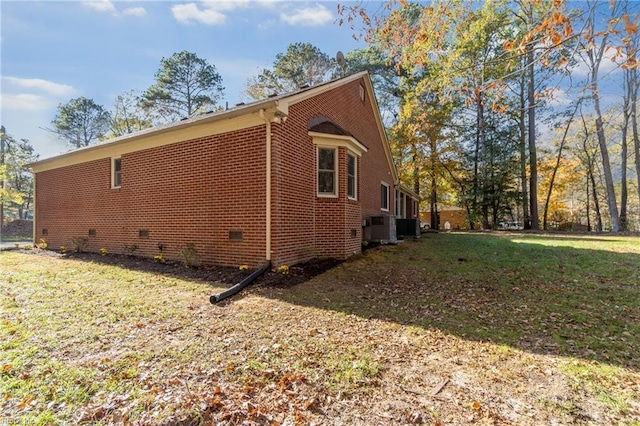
[369,215,397,244]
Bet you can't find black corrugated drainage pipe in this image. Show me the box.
[210,261,271,304]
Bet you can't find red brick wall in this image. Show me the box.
[34,76,395,268]
[270,77,392,264]
[311,79,395,219]
[421,209,467,230]
[35,126,267,267]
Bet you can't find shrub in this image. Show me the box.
[178,243,198,267]
[23,245,33,250]
[153,254,165,264]
[123,244,138,256]
[239,264,249,272]
[71,237,89,253]
[277,265,289,275]
[36,239,48,250]
[60,245,67,254]
[99,247,108,256]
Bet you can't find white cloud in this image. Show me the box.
[280,3,333,27]
[2,77,75,97]
[258,19,277,30]
[172,3,227,25]
[82,0,117,14]
[1,93,55,111]
[200,0,250,12]
[122,7,147,17]
[2,77,76,113]
[82,1,146,18]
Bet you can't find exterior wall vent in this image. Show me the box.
[229,230,243,241]
[88,229,96,237]
[139,229,149,238]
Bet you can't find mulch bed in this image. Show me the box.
[21,248,343,289]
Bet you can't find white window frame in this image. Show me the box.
[112,157,122,189]
[381,181,390,212]
[309,131,367,200]
[347,152,357,200]
[317,146,338,197]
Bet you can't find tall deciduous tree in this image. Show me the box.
[141,51,224,121]
[508,0,574,229]
[577,0,636,232]
[0,126,38,222]
[339,0,640,231]
[622,5,639,231]
[630,43,640,222]
[108,90,153,138]
[542,102,580,229]
[245,43,337,100]
[50,97,111,149]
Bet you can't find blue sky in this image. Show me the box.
[1,1,366,159]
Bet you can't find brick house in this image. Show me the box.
[28,72,419,267]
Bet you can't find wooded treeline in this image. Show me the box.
[339,0,639,232]
[2,0,637,232]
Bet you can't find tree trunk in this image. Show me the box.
[620,105,628,232]
[543,103,579,230]
[631,66,640,230]
[412,143,421,219]
[620,56,634,231]
[22,184,33,220]
[592,84,621,232]
[430,136,439,230]
[471,104,481,230]
[581,109,602,233]
[477,91,490,229]
[585,173,591,232]
[585,11,620,232]
[590,164,603,233]
[527,43,539,230]
[519,65,530,229]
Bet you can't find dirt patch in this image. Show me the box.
[1,219,33,238]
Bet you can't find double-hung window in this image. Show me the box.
[317,147,337,196]
[381,182,389,211]
[112,158,122,188]
[347,153,356,200]
[310,128,367,199]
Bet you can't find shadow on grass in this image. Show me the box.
[256,233,640,371]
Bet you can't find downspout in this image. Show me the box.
[210,109,274,304]
[210,261,271,303]
[259,108,272,262]
[32,173,36,244]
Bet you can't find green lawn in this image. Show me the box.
[1,233,639,424]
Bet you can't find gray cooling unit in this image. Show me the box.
[369,215,397,244]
